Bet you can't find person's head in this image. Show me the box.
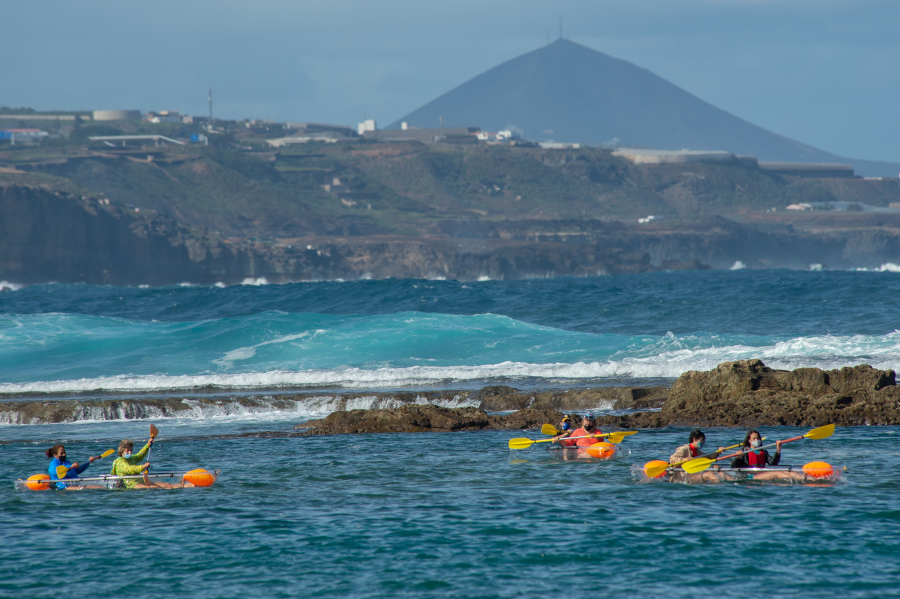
[561,415,571,430]
[45,444,65,460]
[118,439,135,458]
[582,412,596,429]
[744,430,762,448]
[688,429,706,447]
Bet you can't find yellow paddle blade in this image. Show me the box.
[644,462,669,478]
[100,449,115,458]
[150,424,160,438]
[804,423,835,440]
[55,465,69,478]
[681,457,715,474]
[508,438,534,450]
[606,431,638,444]
[541,424,559,436]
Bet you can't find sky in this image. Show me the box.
[2,0,898,162]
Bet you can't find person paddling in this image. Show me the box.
[731,430,801,481]
[47,444,102,490]
[553,412,603,448]
[111,438,154,489]
[669,430,729,483]
[558,414,572,433]
[111,437,194,489]
[669,429,724,464]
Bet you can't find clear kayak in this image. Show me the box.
[14,469,219,491]
[630,462,845,485]
[510,442,631,463]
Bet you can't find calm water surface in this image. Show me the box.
[1,425,897,598]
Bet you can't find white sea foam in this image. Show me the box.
[241,277,269,286]
[0,281,24,292]
[730,261,746,271]
[853,263,900,272]
[0,392,482,425]
[1,331,898,395]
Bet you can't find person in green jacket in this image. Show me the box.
[110,438,153,489]
[112,437,194,489]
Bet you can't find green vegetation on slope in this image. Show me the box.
[1,136,898,240]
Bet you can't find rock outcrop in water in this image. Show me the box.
[295,405,564,435]
[658,359,899,426]
[292,360,900,435]
[0,386,665,424]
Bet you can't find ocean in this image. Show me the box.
[1,270,899,597]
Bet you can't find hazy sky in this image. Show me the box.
[3,0,897,162]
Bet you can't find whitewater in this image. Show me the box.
[1,269,898,400]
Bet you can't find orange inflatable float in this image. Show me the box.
[25,474,52,491]
[183,469,216,487]
[643,460,670,479]
[802,461,834,478]
[585,441,616,459]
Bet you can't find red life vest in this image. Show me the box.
[747,450,767,467]
[563,427,603,447]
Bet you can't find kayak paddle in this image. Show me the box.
[147,424,159,475]
[643,437,767,479]
[509,431,636,449]
[682,424,835,474]
[542,423,626,436]
[55,449,115,478]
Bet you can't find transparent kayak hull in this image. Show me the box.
[630,464,845,485]
[14,470,220,492]
[509,444,632,463]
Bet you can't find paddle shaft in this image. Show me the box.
[713,435,802,464]
[645,438,767,478]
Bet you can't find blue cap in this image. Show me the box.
[583,412,595,420]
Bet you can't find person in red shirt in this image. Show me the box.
[553,412,603,448]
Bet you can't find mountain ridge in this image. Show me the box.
[389,39,898,177]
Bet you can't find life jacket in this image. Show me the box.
[747,449,768,467]
[564,427,603,447]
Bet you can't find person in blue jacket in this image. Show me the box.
[47,444,100,489]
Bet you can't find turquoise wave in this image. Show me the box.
[1,311,898,393]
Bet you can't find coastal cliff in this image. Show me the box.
[0,185,695,284]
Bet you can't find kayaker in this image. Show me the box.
[46,444,101,490]
[553,412,603,447]
[110,438,153,489]
[111,438,194,489]
[730,430,802,481]
[669,430,730,483]
[559,414,572,432]
[668,429,724,464]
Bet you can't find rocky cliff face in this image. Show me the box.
[3,184,898,285]
[0,185,697,284]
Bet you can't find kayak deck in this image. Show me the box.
[14,470,220,491]
[630,464,845,485]
[509,445,632,463]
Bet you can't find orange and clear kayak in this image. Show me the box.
[14,469,220,491]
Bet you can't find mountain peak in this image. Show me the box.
[388,41,898,176]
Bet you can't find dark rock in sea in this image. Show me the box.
[295,405,564,435]
[292,360,900,436]
[655,359,899,427]
[472,385,668,412]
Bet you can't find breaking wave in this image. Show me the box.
[1,324,897,395]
